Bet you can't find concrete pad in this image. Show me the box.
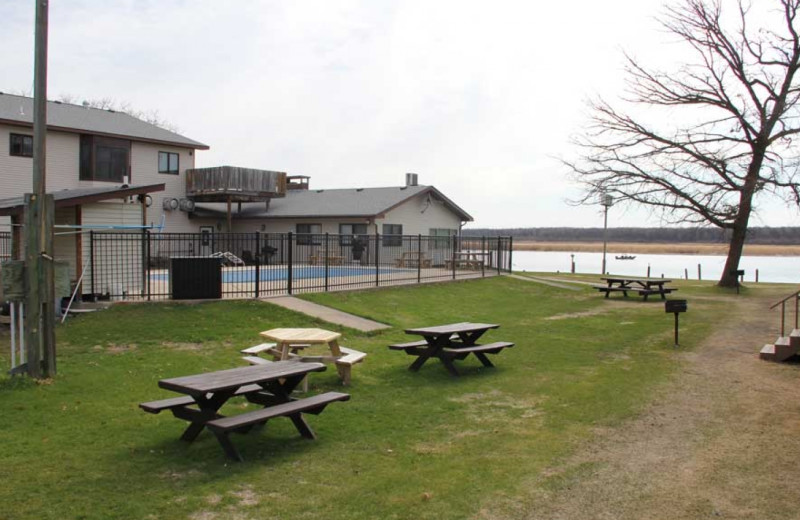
[264,296,391,332]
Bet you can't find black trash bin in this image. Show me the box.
[170,256,222,299]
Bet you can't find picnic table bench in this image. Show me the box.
[594,276,676,301]
[396,251,432,268]
[389,322,514,376]
[140,361,350,461]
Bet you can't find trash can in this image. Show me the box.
[170,256,222,299]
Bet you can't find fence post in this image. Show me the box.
[375,231,380,287]
[325,233,330,292]
[254,232,260,298]
[508,236,513,273]
[481,236,486,277]
[497,237,501,275]
[146,231,151,301]
[90,230,95,297]
[287,232,293,295]
[451,234,457,280]
[417,234,422,283]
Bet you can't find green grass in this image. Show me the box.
[0,276,725,519]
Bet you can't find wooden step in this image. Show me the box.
[760,344,777,361]
[790,329,800,350]
[774,336,797,361]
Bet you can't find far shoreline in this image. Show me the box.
[511,241,800,257]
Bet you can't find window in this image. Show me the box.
[430,228,456,248]
[9,133,33,157]
[158,151,179,174]
[296,223,322,245]
[382,224,403,247]
[339,223,368,246]
[79,135,131,182]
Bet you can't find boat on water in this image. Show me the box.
[615,255,637,260]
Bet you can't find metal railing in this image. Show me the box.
[84,231,512,301]
[770,289,800,336]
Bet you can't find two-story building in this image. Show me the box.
[0,93,473,295]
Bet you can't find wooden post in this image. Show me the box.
[684,268,688,280]
[697,264,702,280]
[24,0,56,378]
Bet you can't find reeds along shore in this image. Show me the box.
[512,241,800,257]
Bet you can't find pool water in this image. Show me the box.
[152,265,402,283]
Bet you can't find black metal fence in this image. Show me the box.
[85,231,512,300]
[0,232,11,261]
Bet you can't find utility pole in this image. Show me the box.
[600,193,613,276]
[25,0,56,378]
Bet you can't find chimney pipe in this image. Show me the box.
[405,173,418,187]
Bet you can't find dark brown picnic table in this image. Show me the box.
[389,322,514,376]
[596,276,677,301]
[140,361,349,461]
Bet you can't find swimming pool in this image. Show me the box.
[152,265,403,283]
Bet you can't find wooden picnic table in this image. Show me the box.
[445,251,490,270]
[253,327,366,385]
[140,361,349,461]
[389,322,514,376]
[396,251,432,268]
[596,276,677,301]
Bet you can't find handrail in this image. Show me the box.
[770,289,800,336]
[769,289,800,310]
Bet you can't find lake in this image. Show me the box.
[511,250,800,283]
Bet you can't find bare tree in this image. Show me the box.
[565,0,800,287]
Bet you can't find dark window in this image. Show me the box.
[382,224,403,247]
[9,133,33,157]
[79,135,130,182]
[158,151,179,174]
[339,223,368,246]
[296,223,322,245]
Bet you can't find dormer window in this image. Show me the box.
[80,135,130,182]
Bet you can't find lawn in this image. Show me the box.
[0,276,723,519]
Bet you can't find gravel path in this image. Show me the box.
[495,289,800,519]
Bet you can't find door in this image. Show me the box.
[199,226,214,256]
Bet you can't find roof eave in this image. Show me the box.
[0,118,210,150]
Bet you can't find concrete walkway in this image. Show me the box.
[264,296,391,332]
[505,273,584,291]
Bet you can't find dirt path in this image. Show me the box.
[506,290,800,519]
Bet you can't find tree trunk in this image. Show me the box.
[718,151,765,287]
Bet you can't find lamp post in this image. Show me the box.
[600,193,614,275]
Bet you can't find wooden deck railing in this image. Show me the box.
[186,166,287,202]
[769,289,800,336]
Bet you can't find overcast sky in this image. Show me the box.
[2,0,798,229]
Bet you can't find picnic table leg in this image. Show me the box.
[474,352,495,368]
[288,413,317,439]
[173,391,233,442]
[212,430,245,462]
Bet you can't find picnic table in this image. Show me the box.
[396,251,432,268]
[595,276,677,301]
[140,361,350,461]
[389,322,514,376]
[256,328,366,385]
[445,251,489,270]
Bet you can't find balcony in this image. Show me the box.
[185,166,287,202]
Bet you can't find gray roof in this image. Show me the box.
[0,93,208,149]
[192,185,473,221]
[0,184,165,216]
